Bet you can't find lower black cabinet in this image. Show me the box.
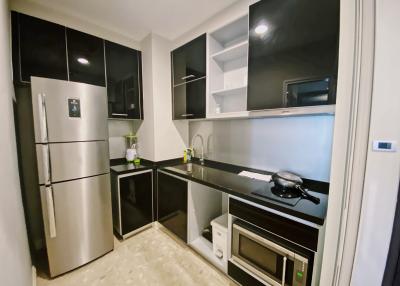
[157,171,188,242]
[111,170,153,238]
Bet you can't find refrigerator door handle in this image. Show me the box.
[45,186,57,238]
[42,144,52,185]
[38,93,49,142]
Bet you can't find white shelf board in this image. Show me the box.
[192,105,336,121]
[211,40,248,63]
[207,111,250,120]
[189,237,227,273]
[211,85,247,97]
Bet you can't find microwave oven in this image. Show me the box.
[231,220,313,286]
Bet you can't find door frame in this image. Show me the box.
[319,0,376,284]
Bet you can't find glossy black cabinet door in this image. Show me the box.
[120,172,153,235]
[247,0,339,110]
[66,28,105,86]
[158,172,188,242]
[105,41,143,119]
[16,12,68,83]
[172,34,206,86]
[173,78,206,120]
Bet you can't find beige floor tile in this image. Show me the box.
[37,227,236,286]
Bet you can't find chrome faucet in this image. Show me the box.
[191,134,205,165]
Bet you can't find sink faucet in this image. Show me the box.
[191,134,205,165]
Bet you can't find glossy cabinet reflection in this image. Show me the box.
[12,12,68,83]
[67,29,105,86]
[105,41,143,119]
[171,34,206,120]
[111,170,153,237]
[247,0,339,110]
[158,172,188,242]
[172,34,206,86]
[173,78,206,119]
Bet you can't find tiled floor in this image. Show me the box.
[37,225,236,286]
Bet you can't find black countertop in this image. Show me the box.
[110,163,153,175]
[160,162,329,226]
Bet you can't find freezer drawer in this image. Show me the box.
[36,141,109,184]
[40,174,113,277]
[31,77,108,143]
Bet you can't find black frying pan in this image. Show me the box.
[271,171,320,204]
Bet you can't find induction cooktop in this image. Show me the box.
[251,183,302,207]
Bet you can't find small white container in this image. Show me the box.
[211,213,228,261]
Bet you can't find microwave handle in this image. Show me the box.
[281,256,287,286]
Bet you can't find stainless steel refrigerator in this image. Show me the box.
[16,77,113,277]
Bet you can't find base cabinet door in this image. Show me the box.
[157,172,188,242]
[112,170,153,237]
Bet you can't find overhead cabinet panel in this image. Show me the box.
[105,41,143,119]
[171,34,206,120]
[172,34,206,86]
[247,0,339,110]
[67,28,106,86]
[173,78,206,120]
[16,13,68,82]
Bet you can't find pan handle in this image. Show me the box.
[296,185,320,204]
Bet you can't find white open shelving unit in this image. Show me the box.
[207,15,250,119]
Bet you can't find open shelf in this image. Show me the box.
[208,14,249,120]
[211,85,247,97]
[211,40,248,63]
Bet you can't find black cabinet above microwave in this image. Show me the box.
[247,0,339,111]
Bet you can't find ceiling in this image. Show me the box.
[25,0,240,41]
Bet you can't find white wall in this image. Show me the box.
[137,34,188,161]
[190,115,334,182]
[108,120,141,159]
[0,0,32,285]
[351,0,400,284]
[136,34,156,161]
[151,34,188,161]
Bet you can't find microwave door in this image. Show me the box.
[232,223,299,286]
[31,77,108,143]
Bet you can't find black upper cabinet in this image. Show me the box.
[14,12,68,83]
[172,34,206,86]
[158,172,188,242]
[247,0,339,110]
[66,29,105,86]
[105,41,143,119]
[171,34,206,120]
[173,78,206,119]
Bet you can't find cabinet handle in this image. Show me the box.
[181,75,195,80]
[45,186,57,238]
[112,113,128,116]
[281,256,287,286]
[38,93,48,142]
[181,114,194,117]
[42,144,52,185]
